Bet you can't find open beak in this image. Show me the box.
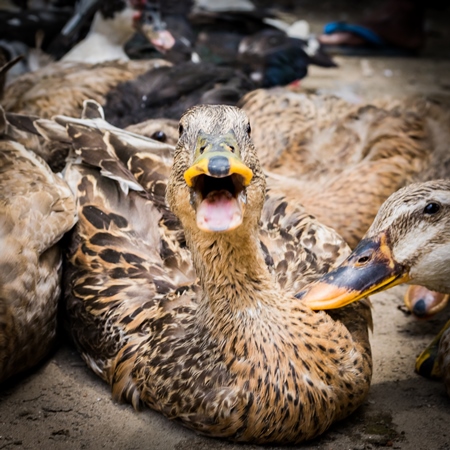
[184,130,253,232]
[299,232,410,310]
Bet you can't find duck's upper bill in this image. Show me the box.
[298,231,410,309]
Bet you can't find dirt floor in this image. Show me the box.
[1,2,450,450]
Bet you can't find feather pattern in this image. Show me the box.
[29,102,374,444]
[240,88,450,249]
[0,108,76,382]
[2,59,171,119]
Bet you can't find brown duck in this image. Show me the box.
[240,87,450,318]
[39,101,374,444]
[0,108,76,383]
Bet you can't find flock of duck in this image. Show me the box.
[1,0,450,445]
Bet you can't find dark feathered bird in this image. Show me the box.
[103,61,255,127]
[238,28,337,87]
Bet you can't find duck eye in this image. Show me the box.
[423,202,440,215]
[353,251,373,266]
[246,123,251,136]
[178,124,184,136]
[151,131,166,142]
[357,256,371,264]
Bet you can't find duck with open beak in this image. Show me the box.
[184,130,253,233]
[298,231,410,310]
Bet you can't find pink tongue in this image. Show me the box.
[197,190,242,232]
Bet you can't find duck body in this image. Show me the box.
[240,89,450,249]
[2,58,170,119]
[54,102,372,443]
[0,109,76,382]
[238,29,336,87]
[103,61,255,127]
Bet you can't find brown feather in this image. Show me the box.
[2,59,171,119]
[240,88,450,249]
[39,103,373,444]
[0,113,76,382]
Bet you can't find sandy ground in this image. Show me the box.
[1,2,450,450]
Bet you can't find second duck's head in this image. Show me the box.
[167,104,265,236]
[300,180,450,309]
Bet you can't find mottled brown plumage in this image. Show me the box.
[240,88,450,317]
[2,59,171,119]
[0,108,76,383]
[240,88,450,249]
[48,101,373,444]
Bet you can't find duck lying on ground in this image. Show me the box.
[29,101,373,444]
[0,107,76,383]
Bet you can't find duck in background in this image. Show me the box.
[102,4,336,128]
[0,106,76,383]
[1,57,169,118]
[61,0,145,63]
[239,89,450,249]
[102,60,255,127]
[1,0,171,119]
[238,28,337,88]
[138,0,336,85]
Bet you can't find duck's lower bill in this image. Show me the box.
[298,233,410,310]
[196,189,245,232]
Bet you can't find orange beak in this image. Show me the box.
[298,232,410,310]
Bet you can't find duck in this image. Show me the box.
[237,28,337,88]
[60,0,144,64]
[403,285,449,319]
[239,89,450,247]
[124,116,179,145]
[1,57,171,119]
[1,0,172,120]
[239,88,450,317]
[299,180,450,396]
[102,60,256,127]
[0,106,76,383]
[31,100,372,444]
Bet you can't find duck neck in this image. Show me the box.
[186,219,275,322]
[88,9,135,46]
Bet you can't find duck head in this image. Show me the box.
[95,0,145,44]
[299,180,450,309]
[167,104,265,236]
